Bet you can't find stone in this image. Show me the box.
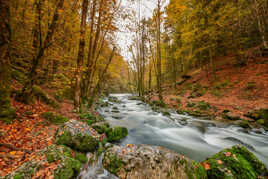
[55,120,101,152]
[103,144,207,179]
[204,145,268,178]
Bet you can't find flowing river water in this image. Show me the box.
[79,93,268,178]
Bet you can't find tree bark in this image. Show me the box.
[74,0,89,108]
[0,0,15,121]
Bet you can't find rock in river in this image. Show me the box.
[102,144,207,179]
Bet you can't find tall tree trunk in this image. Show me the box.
[0,0,15,121]
[74,0,89,108]
[156,0,163,101]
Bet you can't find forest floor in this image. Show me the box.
[0,96,83,176]
[148,56,268,121]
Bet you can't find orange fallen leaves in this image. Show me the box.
[0,100,58,177]
[202,162,210,170]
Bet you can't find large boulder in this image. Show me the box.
[102,144,207,179]
[55,120,101,152]
[203,145,268,178]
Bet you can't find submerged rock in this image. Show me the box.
[203,145,268,178]
[103,144,207,179]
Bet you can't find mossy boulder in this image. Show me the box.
[204,145,268,178]
[92,122,110,134]
[41,112,69,124]
[106,126,128,142]
[55,120,101,152]
[222,112,241,121]
[56,131,98,153]
[103,144,207,179]
[245,109,268,128]
[151,100,168,108]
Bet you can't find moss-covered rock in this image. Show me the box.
[245,109,268,128]
[92,122,110,134]
[55,120,102,152]
[151,100,168,108]
[106,127,128,142]
[56,131,98,153]
[204,145,268,179]
[41,112,69,124]
[103,144,207,179]
[74,152,88,164]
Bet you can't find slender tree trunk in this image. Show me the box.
[156,0,163,101]
[0,0,15,121]
[74,0,89,108]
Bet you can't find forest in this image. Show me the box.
[0,0,268,178]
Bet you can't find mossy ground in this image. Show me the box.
[41,112,69,124]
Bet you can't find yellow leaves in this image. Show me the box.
[9,151,16,155]
[127,144,133,148]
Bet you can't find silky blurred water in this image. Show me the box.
[99,94,268,166]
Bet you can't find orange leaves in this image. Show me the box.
[0,100,58,177]
[202,161,210,170]
[217,160,223,165]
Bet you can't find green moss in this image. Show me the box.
[56,131,98,153]
[0,108,16,123]
[205,145,268,179]
[162,111,171,116]
[103,154,124,176]
[92,123,110,134]
[238,120,250,128]
[54,157,81,179]
[32,85,59,108]
[187,102,196,108]
[13,174,22,179]
[56,131,73,146]
[151,100,168,108]
[106,127,128,142]
[41,112,69,124]
[185,161,207,179]
[75,152,88,164]
[74,134,98,152]
[196,101,211,111]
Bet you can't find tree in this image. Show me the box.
[74,0,89,109]
[0,0,15,122]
